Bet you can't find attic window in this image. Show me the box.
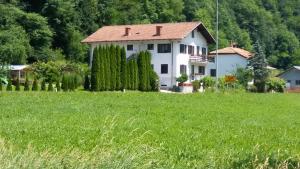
[192,30,195,38]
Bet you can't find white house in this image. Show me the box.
[82,22,215,88]
[278,66,300,89]
[209,45,253,78]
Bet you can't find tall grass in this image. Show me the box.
[0,92,300,168]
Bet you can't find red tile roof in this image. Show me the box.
[82,22,215,44]
[210,47,253,59]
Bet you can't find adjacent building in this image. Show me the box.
[278,66,300,89]
[209,45,253,78]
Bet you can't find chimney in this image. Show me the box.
[230,41,238,48]
[125,27,131,36]
[156,26,163,36]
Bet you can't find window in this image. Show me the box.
[161,64,168,74]
[158,44,171,53]
[197,46,200,55]
[191,65,195,74]
[296,80,300,85]
[180,65,187,74]
[188,45,194,56]
[147,44,154,50]
[180,44,187,53]
[202,47,207,55]
[287,80,291,83]
[208,57,215,63]
[127,44,133,51]
[198,66,205,75]
[210,69,216,77]
[192,30,195,38]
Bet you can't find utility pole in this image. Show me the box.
[216,0,219,81]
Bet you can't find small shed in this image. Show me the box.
[10,65,29,81]
[277,66,300,89]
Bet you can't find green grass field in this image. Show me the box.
[0,92,299,168]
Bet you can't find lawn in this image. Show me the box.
[0,92,299,168]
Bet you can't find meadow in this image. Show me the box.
[0,92,299,168]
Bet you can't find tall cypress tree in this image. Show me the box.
[98,46,104,91]
[15,77,20,91]
[138,51,146,91]
[32,78,38,91]
[105,46,111,90]
[121,47,127,90]
[126,60,132,90]
[91,47,100,91]
[133,59,139,90]
[116,46,121,90]
[110,45,116,90]
[24,76,30,91]
[145,51,152,91]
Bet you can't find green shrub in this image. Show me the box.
[6,79,12,91]
[234,67,253,87]
[150,70,159,91]
[15,78,20,91]
[192,80,200,91]
[176,74,188,84]
[41,80,46,91]
[32,79,39,91]
[84,75,90,91]
[24,76,30,91]
[48,81,54,91]
[56,80,61,91]
[266,77,285,93]
[0,81,2,91]
[200,76,216,88]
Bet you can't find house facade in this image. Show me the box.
[82,22,215,88]
[209,46,253,78]
[278,66,300,89]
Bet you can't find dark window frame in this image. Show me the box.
[210,69,216,77]
[192,30,195,38]
[127,44,133,51]
[296,80,300,85]
[180,65,187,75]
[158,44,171,53]
[198,66,205,75]
[161,64,168,74]
[188,45,194,56]
[147,44,154,50]
[180,44,187,54]
[202,47,207,55]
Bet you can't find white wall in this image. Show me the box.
[174,29,209,82]
[209,54,248,78]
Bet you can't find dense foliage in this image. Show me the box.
[0,0,299,69]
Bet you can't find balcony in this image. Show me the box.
[189,55,208,65]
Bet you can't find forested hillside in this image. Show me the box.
[0,0,299,69]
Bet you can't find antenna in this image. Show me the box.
[216,0,219,81]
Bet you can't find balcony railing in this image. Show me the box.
[190,55,208,64]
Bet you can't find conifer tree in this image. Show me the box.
[84,74,90,91]
[91,47,100,91]
[24,76,30,91]
[6,78,12,91]
[61,74,68,92]
[110,45,116,90]
[249,41,269,93]
[105,46,111,90]
[56,80,61,91]
[32,78,38,91]
[126,60,132,90]
[120,47,127,89]
[48,81,54,91]
[116,46,121,90]
[145,51,152,90]
[133,59,139,90]
[41,80,46,91]
[15,77,20,91]
[98,46,104,91]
